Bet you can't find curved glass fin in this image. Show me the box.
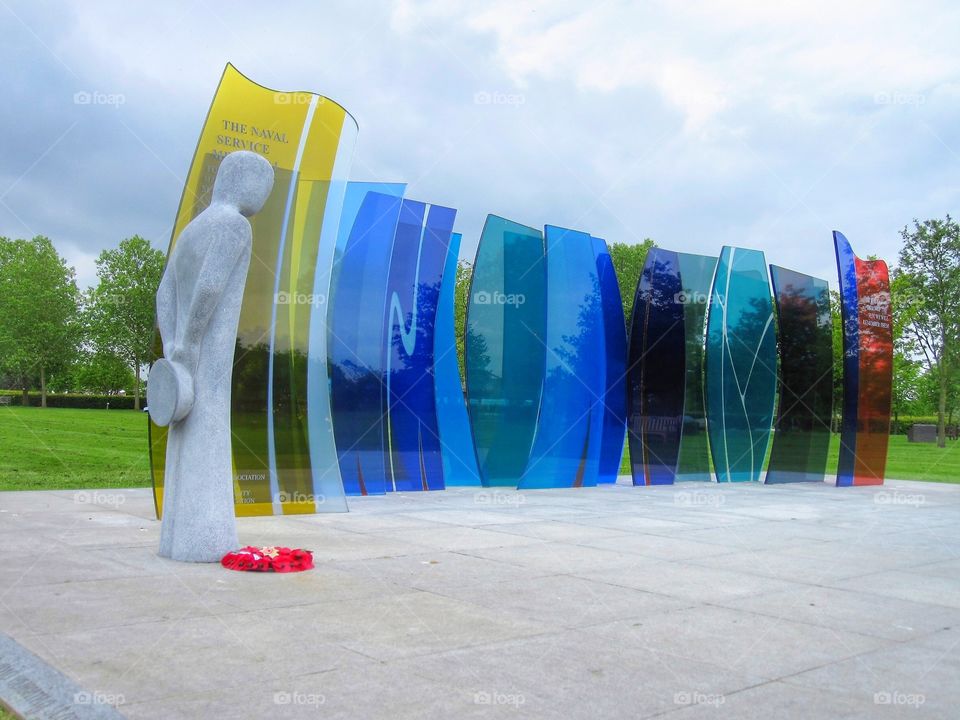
[705,247,778,482]
[149,63,356,517]
[520,225,605,489]
[766,265,833,483]
[627,249,685,485]
[833,231,892,486]
[329,192,403,495]
[435,233,482,486]
[465,216,545,487]
[676,253,717,482]
[592,237,627,484]
[383,201,455,491]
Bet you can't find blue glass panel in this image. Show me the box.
[705,246,777,482]
[676,253,717,482]
[626,249,685,485]
[465,216,546,487]
[592,236,627,484]
[766,265,833,483]
[435,232,482,486]
[520,225,604,489]
[328,192,402,495]
[383,201,455,491]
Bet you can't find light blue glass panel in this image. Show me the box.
[705,247,777,482]
[520,225,604,489]
[435,232,482,486]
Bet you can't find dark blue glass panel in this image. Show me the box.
[592,236,627,484]
[383,201,455,491]
[465,216,546,487]
[705,246,778,482]
[435,232,482,486]
[626,249,685,485]
[520,225,604,489]
[766,265,833,483]
[328,192,402,495]
[676,253,717,482]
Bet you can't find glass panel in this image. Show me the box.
[592,236,627,484]
[834,231,892,486]
[676,253,717,482]
[149,63,356,517]
[329,192,403,495]
[520,225,604,489]
[705,246,778,482]
[766,266,833,483]
[383,201,455,491]
[627,249,685,485]
[465,216,545,487]
[435,233,482,486]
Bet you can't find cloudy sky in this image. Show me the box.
[1,0,958,290]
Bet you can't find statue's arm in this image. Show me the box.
[169,220,251,372]
[155,263,177,358]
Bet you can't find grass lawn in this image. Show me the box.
[0,406,958,491]
[0,406,151,491]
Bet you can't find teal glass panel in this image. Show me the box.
[766,265,833,483]
[465,216,546,487]
[676,253,717,482]
[520,225,604,489]
[435,232,482,485]
[705,247,777,482]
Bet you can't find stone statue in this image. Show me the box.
[148,151,274,562]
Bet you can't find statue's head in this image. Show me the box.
[212,151,275,217]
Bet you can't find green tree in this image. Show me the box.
[608,239,655,331]
[894,215,960,447]
[0,236,81,406]
[454,259,472,383]
[86,236,166,410]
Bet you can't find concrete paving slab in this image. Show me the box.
[0,481,957,719]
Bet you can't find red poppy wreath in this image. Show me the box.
[221,546,314,573]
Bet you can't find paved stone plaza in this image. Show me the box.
[1,479,958,719]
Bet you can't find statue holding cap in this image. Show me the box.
[148,150,274,562]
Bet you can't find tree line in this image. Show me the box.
[2,220,958,447]
[0,235,165,410]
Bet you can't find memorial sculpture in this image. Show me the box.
[150,64,897,515]
[148,151,274,561]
